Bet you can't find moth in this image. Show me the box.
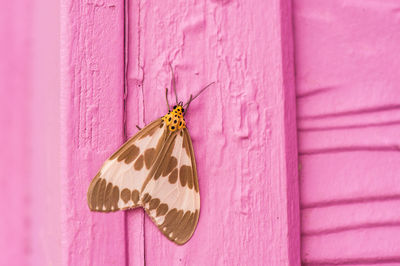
[87,66,213,245]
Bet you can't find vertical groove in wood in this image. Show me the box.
[280,0,301,264]
[125,0,146,264]
[126,0,300,264]
[60,0,132,265]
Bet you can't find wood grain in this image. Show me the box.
[294,0,400,264]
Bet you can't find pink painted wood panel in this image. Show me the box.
[294,0,400,264]
[125,0,300,265]
[60,1,136,265]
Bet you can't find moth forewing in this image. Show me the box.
[87,118,166,212]
[87,105,201,245]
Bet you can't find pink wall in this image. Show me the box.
[2,0,399,265]
[294,0,400,264]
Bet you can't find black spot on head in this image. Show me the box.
[182,108,184,112]
[179,121,182,126]
[173,105,177,109]
[174,120,177,124]
[168,117,171,121]
[171,126,175,130]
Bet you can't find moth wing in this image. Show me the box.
[141,128,200,245]
[87,118,168,212]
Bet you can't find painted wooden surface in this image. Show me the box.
[293,0,400,264]
[8,0,400,265]
[124,0,299,265]
[59,0,299,265]
[60,1,134,265]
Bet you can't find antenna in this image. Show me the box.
[165,87,170,111]
[169,63,178,104]
[183,82,215,114]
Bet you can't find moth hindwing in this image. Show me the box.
[87,104,200,245]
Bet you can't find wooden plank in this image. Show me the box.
[126,0,300,264]
[303,227,400,264]
[124,0,146,264]
[60,1,133,265]
[294,0,400,264]
[302,200,400,236]
[300,152,400,207]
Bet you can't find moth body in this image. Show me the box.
[162,105,186,132]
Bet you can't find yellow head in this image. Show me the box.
[161,104,186,132]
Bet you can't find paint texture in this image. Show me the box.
[294,0,400,264]
[2,0,299,265]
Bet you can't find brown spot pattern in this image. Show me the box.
[111,186,120,210]
[182,132,190,157]
[186,168,193,189]
[132,190,139,204]
[156,203,168,216]
[157,208,199,244]
[104,183,113,210]
[142,193,152,204]
[144,148,156,169]
[97,179,106,209]
[163,157,177,177]
[164,210,184,236]
[110,119,162,162]
[110,144,126,160]
[134,155,144,170]
[168,168,178,184]
[140,122,159,139]
[149,198,160,210]
[175,211,192,240]
[179,165,192,187]
[88,177,101,209]
[153,135,177,180]
[183,129,200,193]
[89,175,150,212]
[121,188,131,203]
[118,145,140,164]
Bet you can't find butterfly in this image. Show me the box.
[87,66,214,245]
